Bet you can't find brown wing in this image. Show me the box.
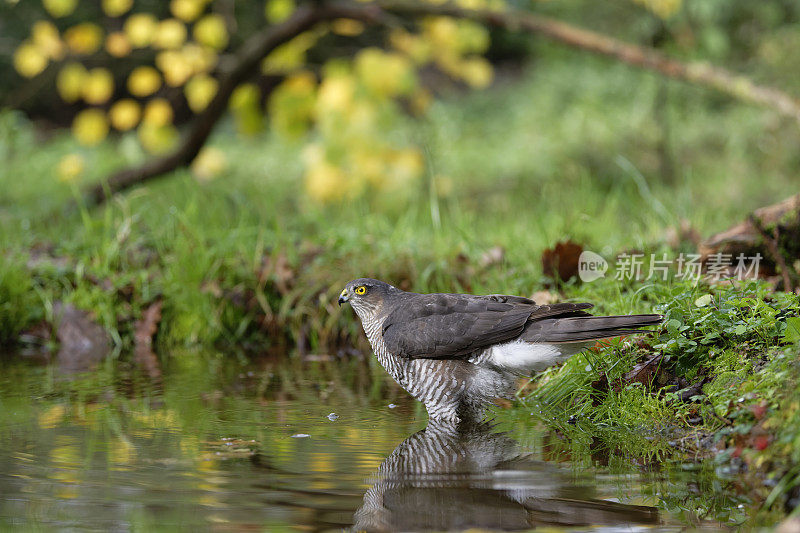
[381,293,592,360]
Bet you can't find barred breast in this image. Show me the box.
[361,315,513,422]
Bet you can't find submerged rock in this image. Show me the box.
[53,302,110,374]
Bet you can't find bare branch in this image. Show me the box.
[387,1,800,123]
[85,3,384,205]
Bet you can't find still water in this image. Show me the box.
[0,352,747,531]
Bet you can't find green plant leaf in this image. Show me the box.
[695,294,713,307]
[783,317,800,344]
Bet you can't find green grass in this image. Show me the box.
[2,53,798,351]
[498,278,800,522]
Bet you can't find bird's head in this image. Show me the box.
[338,278,400,320]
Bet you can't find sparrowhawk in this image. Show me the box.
[339,278,662,423]
[352,420,660,530]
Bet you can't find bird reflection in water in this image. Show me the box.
[352,420,660,531]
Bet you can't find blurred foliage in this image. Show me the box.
[524,280,800,516]
[3,0,497,201]
[0,255,41,346]
[4,0,798,203]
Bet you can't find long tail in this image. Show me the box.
[521,314,663,343]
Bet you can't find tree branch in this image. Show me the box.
[386,1,800,123]
[85,3,385,205]
[84,1,800,204]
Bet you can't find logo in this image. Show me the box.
[578,251,607,282]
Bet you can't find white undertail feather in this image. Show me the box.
[482,339,590,373]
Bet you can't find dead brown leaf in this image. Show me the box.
[541,240,583,282]
[621,352,665,388]
[133,300,163,381]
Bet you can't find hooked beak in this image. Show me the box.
[338,288,349,306]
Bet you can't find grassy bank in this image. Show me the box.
[3,52,798,351]
[503,279,800,523]
[2,50,800,519]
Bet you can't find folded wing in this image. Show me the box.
[381,293,593,360]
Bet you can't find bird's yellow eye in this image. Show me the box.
[355,285,367,295]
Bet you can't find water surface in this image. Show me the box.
[0,352,748,530]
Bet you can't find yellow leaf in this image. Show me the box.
[72,109,109,146]
[351,148,386,186]
[191,146,226,181]
[110,98,141,130]
[316,74,355,114]
[32,21,64,60]
[142,98,174,126]
[265,0,295,23]
[154,18,187,49]
[456,0,488,8]
[181,43,217,73]
[156,50,193,86]
[102,0,133,17]
[43,0,77,18]
[355,48,416,97]
[331,18,364,36]
[262,31,318,74]
[128,66,162,97]
[171,0,205,22]
[105,32,132,57]
[455,20,490,55]
[268,71,317,138]
[13,42,48,78]
[230,83,260,110]
[193,14,228,50]
[56,62,87,103]
[285,71,316,93]
[388,148,424,185]
[389,29,431,64]
[124,13,158,48]
[64,23,104,55]
[184,74,218,112]
[138,123,179,154]
[230,83,263,135]
[424,17,458,49]
[305,158,347,203]
[262,46,303,75]
[233,106,263,136]
[82,68,114,105]
[57,154,85,183]
[459,56,493,88]
[633,0,682,19]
